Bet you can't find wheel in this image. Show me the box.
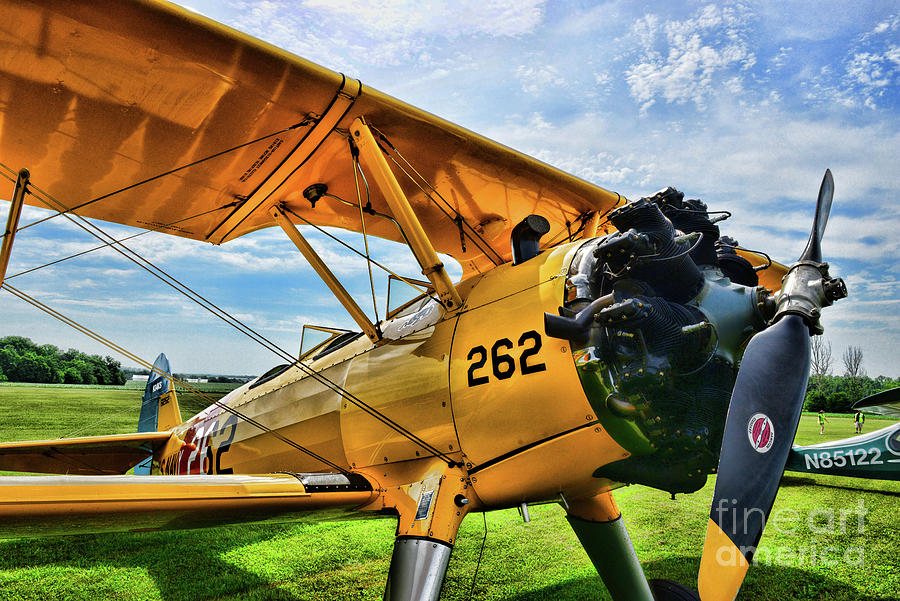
[649,579,700,601]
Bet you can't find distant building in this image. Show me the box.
[131,375,149,382]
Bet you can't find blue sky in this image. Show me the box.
[2,1,899,378]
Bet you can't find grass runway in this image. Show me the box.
[0,385,897,600]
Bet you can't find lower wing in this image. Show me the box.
[0,472,376,538]
[0,432,176,475]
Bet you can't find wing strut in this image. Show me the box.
[207,77,362,245]
[270,205,381,342]
[351,117,463,311]
[0,169,29,287]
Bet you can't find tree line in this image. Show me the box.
[804,338,898,413]
[0,336,126,385]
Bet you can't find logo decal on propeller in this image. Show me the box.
[747,413,775,453]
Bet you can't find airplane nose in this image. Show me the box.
[545,189,770,496]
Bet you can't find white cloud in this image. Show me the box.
[516,65,567,95]
[624,4,756,113]
[866,14,900,38]
[845,51,896,88]
[226,0,545,69]
[770,46,792,70]
[798,12,900,110]
[300,0,545,38]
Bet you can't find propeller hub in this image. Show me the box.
[824,276,849,302]
[773,260,847,334]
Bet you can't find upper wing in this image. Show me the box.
[0,431,174,475]
[853,388,900,418]
[0,472,376,538]
[0,0,622,276]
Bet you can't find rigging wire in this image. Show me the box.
[351,140,381,325]
[7,181,457,467]
[381,150,496,261]
[60,402,148,439]
[0,118,314,235]
[544,196,625,249]
[0,281,349,474]
[370,124,626,261]
[3,203,238,280]
[367,126,502,265]
[468,512,489,601]
[0,116,476,466]
[281,206,428,296]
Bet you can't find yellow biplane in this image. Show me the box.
[0,1,849,600]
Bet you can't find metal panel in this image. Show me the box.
[449,241,597,465]
[341,320,458,467]
[468,425,626,507]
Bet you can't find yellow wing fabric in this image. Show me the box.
[0,473,377,538]
[0,431,175,475]
[0,0,622,275]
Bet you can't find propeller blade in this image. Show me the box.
[697,170,846,599]
[698,315,811,600]
[800,169,834,263]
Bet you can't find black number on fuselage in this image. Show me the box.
[518,330,547,375]
[467,346,490,386]
[466,331,546,387]
[215,414,238,474]
[491,338,515,380]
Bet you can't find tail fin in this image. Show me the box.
[135,353,181,475]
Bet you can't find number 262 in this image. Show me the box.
[466,330,546,387]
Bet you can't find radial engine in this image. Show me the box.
[546,189,779,495]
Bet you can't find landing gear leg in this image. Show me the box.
[566,491,655,601]
[377,460,473,601]
[383,536,453,601]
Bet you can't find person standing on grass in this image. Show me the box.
[818,410,828,434]
[854,410,865,434]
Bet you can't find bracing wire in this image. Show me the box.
[61,402,147,439]
[468,512,489,601]
[0,118,314,235]
[543,195,626,249]
[3,202,238,280]
[0,281,349,474]
[17,199,454,464]
[7,181,457,466]
[281,206,428,296]
[367,126,502,265]
[351,142,380,325]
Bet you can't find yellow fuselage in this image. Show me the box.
[157,240,626,511]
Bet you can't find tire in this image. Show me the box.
[648,579,701,601]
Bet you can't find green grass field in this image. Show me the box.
[0,385,897,600]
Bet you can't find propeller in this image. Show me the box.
[800,169,833,263]
[697,170,847,600]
